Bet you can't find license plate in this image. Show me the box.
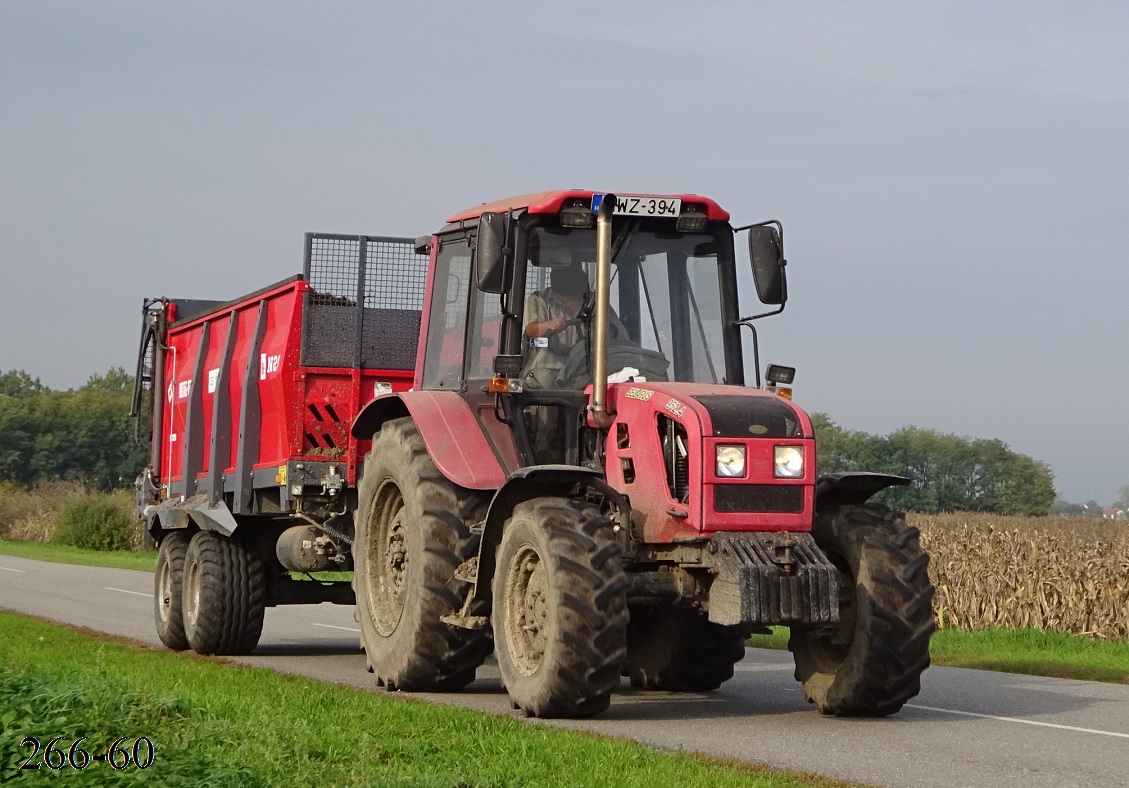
[592,194,682,217]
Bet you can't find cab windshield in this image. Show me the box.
[514,221,731,390]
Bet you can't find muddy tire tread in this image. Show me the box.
[789,504,935,716]
[354,417,489,692]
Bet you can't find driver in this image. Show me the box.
[522,263,589,389]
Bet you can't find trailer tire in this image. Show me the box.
[355,418,489,692]
[789,504,935,716]
[153,530,190,651]
[493,497,628,718]
[625,607,746,691]
[182,530,266,655]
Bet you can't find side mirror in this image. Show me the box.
[476,212,511,294]
[748,223,787,305]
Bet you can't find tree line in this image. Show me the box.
[0,368,144,491]
[811,413,1056,516]
[0,367,1058,515]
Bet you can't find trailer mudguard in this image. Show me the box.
[146,493,240,536]
[350,391,507,490]
[814,472,910,511]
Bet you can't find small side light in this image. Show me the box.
[487,377,523,394]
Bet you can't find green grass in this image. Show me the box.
[0,538,156,572]
[0,612,850,788]
[747,626,1129,685]
[929,627,1129,683]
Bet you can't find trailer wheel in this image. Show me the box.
[789,504,935,716]
[492,497,628,718]
[355,418,489,691]
[625,607,746,691]
[182,530,266,655]
[153,530,190,651]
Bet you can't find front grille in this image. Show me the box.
[714,484,803,513]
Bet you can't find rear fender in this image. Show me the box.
[350,391,507,490]
[815,472,909,512]
[472,466,606,606]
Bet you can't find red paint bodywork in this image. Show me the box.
[394,391,510,490]
[599,382,817,543]
[160,279,413,490]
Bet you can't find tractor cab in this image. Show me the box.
[416,190,786,470]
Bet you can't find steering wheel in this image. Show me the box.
[544,315,627,357]
[543,317,586,356]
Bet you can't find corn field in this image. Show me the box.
[912,512,1129,639]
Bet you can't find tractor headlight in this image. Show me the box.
[716,445,747,478]
[773,446,804,478]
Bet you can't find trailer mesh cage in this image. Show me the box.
[301,233,426,370]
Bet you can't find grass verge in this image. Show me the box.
[928,627,1129,683]
[747,626,1129,685]
[0,611,851,788]
[0,538,155,572]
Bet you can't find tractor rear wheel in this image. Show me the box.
[153,530,190,651]
[625,607,746,691]
[789,504,935,716]
[182,530,266,655]
[354,417,489,691]
[492,497,628,718]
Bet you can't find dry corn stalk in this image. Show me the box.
[912,512,1129,639]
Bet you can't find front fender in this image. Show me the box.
[473,466,604,605]
[815,472,910,512]
[350,391,507,490]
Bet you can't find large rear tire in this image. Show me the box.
[153,530,190,651]
[354,418,489,691]
[625,607,746,691]
[789,504,935,716]
[182,530,266,655]
[492,497,628,718]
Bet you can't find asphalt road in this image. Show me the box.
[3,555,1127,787]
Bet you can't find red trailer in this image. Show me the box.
[133,233,425,654]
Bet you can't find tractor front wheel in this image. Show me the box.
[492,497,628,718]
[789,504,935,716]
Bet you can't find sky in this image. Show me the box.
[1,2,1126,505]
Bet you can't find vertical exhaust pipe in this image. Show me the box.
[590,194,615,428]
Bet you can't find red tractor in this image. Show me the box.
[350,190,934,718]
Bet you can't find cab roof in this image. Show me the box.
[445,189,731,224]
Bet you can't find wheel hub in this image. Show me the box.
[505,545,548,677]
[370,493,409,637]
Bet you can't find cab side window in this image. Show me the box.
[421,238,472,389]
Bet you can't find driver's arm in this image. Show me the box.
[524,292,565,337]
[525,316,567,337]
